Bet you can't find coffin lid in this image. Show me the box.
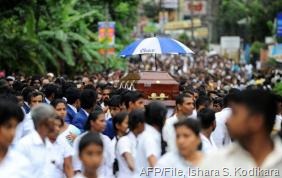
[120,71,178,85]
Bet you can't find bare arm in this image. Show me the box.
[148,155,157,167]
[122,152,135,171]
[64,156,74,178]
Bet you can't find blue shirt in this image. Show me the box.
[103,118,115,139]
[72,109,88,133]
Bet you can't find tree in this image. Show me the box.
[0,0,138,75]
[216,0,282,43]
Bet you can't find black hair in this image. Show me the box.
[79,132,103,156]
[84,110,104,131]
[22,86,35,102]
[0,79,10,94]
[12,81,25,92]
[62,82,76,96]
[84,84,96,91]
[80,89,97,110]
[102,84,113,91]
[0,100,24,125]
[128,109,145,131]
[195,96,211,110]
[233,89,277,134]
[27,91,44,104]
[41,84,59,98]
[113,112,128,132]
[123,91,144,109]
[31,75,41,85]
[145,101,167,130]
[213,97,223,108]
[65,87,80,105]
[197,108,216,129]
[50,98,67,108]
[176,93,193,106]
[108,95,121,107]
[223,88,241,107]
[0,93,19,104]
[174,118,201,136]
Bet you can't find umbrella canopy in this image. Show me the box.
[120,37,194,57]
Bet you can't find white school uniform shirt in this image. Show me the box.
[198,136,282,178]
[154,152,197,178]
[45,136,74,178]
[116,132,138,178]
[58,124,81,146]
[0,148,31,178]
[273,114,282,133]
[162,114,178,152]
[211,108,232,147]
[14,130,49,178]
[73,173,104,178]
[163,114,197,152]
[73,132,115,178]
[12,112,35,145]
[200,133,217,153]
[137,124,162,178]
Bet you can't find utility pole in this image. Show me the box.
[190,0,195,40]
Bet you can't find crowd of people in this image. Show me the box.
[0,53,282,178]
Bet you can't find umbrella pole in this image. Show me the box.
[155,54,157,70]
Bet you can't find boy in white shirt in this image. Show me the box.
[73,110,114,178]
[197,108,217,153]
[73,132,104,178]
[0,100,30,178]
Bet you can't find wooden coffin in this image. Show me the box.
[119,71,179,106]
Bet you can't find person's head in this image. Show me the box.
[109,95,122,117]
[21,86,34,102]
[79,132,103,173]
[113,112,129,137]
[145,101,167,131]
[41,84,59,101]
[51,99,67,121]
[42,78,50,86]
[85,110,106,132]
[95,84,103,103]
[6,76,15,88]
[31,104,58,138]
[124,91,144,111]
[0,79,10,94]
[0,100,24,149]
[82,76,91,86]
[176,93,195,117]
[65,87,81,108]
[31,76,41,90]
[223,88,241,108]
[102,85,112,101]
[213,97,223,112]
[128,109,145,135]
[80,89,97,111]
[27,91,44,108]
[197,108,216,132]
[227,89,277,141]
[174,119,201,158]
[195,96,211,112]
[14,91,24,108]
[47,115,63,141]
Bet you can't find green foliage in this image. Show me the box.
[217,0,282,42]
[0,0,138,75]
[273,82,282,97]
[250,41,264,55]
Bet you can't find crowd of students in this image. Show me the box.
[0,73,282,178]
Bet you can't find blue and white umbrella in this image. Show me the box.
[120,37,194,57]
